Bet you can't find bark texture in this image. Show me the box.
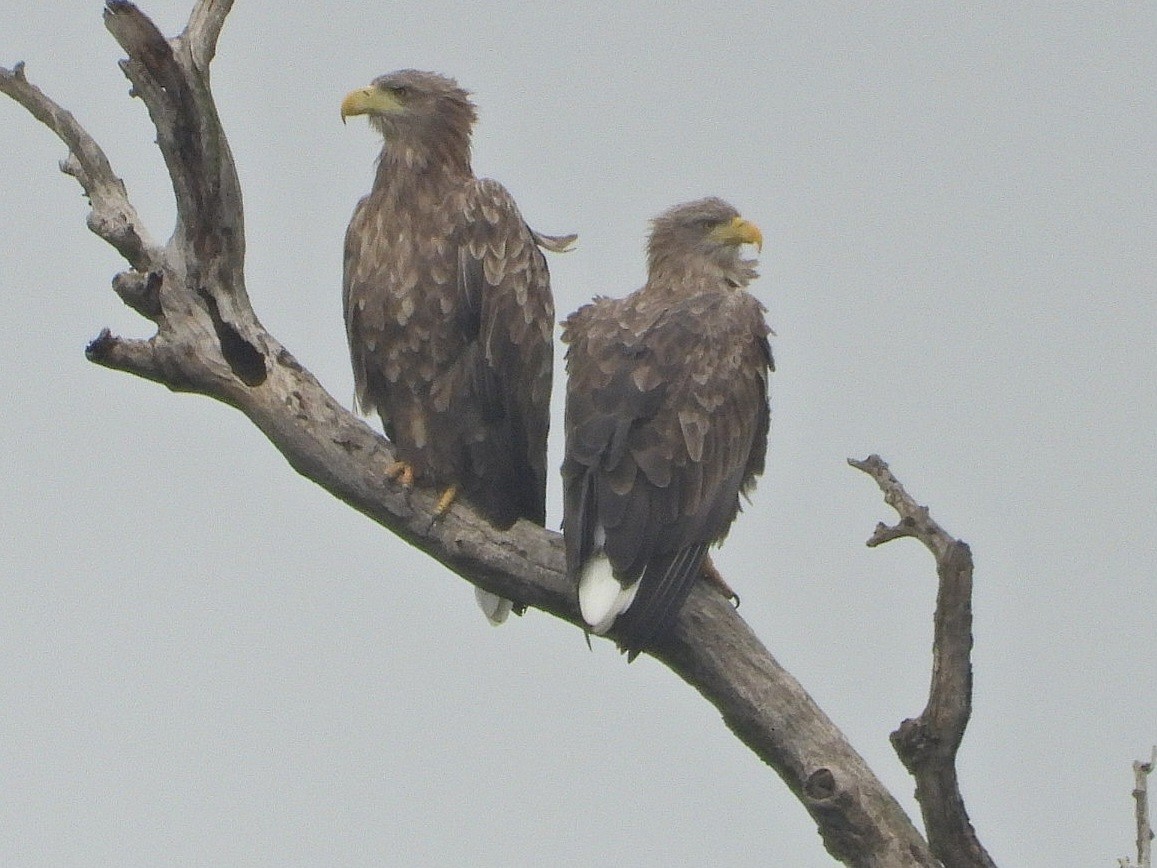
[1121,748,1155,868]
[851,455,996,867]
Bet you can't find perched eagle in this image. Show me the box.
[341,70,573,622]
[561,198,772,659]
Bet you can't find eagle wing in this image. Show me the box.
[562,291,771,655]
[453,178,555,527]
[342,191,381,421]
[342,178,554,530]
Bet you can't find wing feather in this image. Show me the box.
[344,170,556,530]
[562,289,771,656]
[451,177,554,527]
[613,541,712,662]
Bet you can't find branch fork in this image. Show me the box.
[851,454,995,868]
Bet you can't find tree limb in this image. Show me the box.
[850,454,996,868]
[1,4,954,864]
[1121,747,1155,868]
[0,62,156,269]
[185,0,233,72]
[1139,748,1156,868]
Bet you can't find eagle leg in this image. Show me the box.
[434,484,458,517]
[422,485,458,533]
[386,460,415,489]
[701,555,740,608]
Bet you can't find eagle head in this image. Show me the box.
[647,197,763,288]
[341,70,477,165]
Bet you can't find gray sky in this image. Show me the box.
[2,2,1154,865]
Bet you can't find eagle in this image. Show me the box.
[561,198,772,659]
[341,70,573,623]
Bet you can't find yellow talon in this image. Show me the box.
[386,460,415,489]
[701,555,740,608]
[434,484,458,517]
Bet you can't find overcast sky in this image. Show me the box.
[2,2,1154,865]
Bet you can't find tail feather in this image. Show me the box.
[475,588,514,626]
[578,554,639,634]
[612,543,711,660]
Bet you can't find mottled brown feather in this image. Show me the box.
[343,71,557,530]
[562,198,772,657]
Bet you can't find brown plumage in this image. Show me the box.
[561,198,772,659]
[341,70,573,539]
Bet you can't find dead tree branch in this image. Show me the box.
[0,3,960,864]
[851,454,996,868]
[185,0,233,71]
[1121,747,1155,868]
[0,61,156,269]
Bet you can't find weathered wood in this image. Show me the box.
[1121,748,1155,868]
[851,454,996,868]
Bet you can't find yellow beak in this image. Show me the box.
[710,215,763,252]
[340,86,402,124]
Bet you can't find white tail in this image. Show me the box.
[578,554,639,634]
[474,588,513,626]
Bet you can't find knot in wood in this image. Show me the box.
[804,767,837,801]
[891,717,946,771]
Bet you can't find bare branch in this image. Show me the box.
[0,62,157,268]
[655,597,938,866]
[85,329,168,385]
[851,455,954,560]
[189,358,939,865]
[1122,747,1156,868]
[1140,748,1156,868]
[111,269,164,321]
[851,454,996,868]
[103,0,245,279]
[185,0,234,72]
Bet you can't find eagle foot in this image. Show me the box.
[434,484,458,517]
[424,484,459,533]
[701,557,740,608]
[386,460,415,489]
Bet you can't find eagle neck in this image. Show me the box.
[376,155,470,201]
[644,261,728,297]
[374,120,473,189]
[644,250,758,297]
